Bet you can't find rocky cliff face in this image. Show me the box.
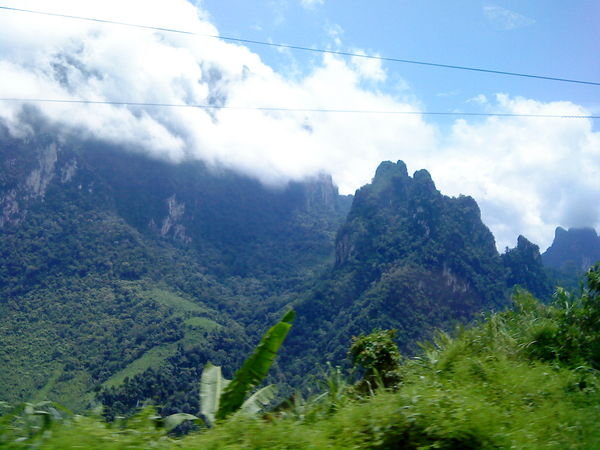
[297,173,343,212]
[0,126,59,227]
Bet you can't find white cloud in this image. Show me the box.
[326,23,344,47]
[0,0,435,191]
[467,94,488,105]
[0,0,597,253]
[422,95,600,250]
[483,5,535,30]
[350,50,387,82]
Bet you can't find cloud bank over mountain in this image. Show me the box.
[424,94,599,251]
[0,0,597,250]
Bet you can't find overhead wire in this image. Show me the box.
[0,5,597,119]
[0,5,599,87]
[0,98,597,119]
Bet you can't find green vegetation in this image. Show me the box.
[146,288,209,315]
[184,317,222,332]
[2,136,598,449]
[1,146,562,417]
[201,310,295,425]
[216,310,295,421]
[103,343,180,389]
[100,295,223,392]
[501,235,553,300]
[2,267,598,448]
[0,140,349,412]
[349,329,403,392]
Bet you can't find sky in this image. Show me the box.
[0,0,598,251]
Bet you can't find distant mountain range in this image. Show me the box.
[543,227,600,274]
[0,118,596,417]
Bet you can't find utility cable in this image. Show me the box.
[0,5,598,87]
[0,98,597,119]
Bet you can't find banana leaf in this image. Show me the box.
[216,309,295,420]
[162,413,200,432]
[237,384,277,417]
[199,363,230,426]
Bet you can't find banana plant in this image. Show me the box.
[0,401,72,446]
[200,309,295,425]
[199,363,230,426]
[200,367,278,426]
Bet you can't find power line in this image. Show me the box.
[1,98,597,119]
[0,5,598,87]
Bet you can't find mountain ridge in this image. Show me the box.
[0,120,350,410]
[282,161,512,381]
[543,226,600,272]
[0,128,567,417]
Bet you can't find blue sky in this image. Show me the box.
[0,0,598,250]
[202,0,599,126]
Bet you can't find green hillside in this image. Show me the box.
[1,129,590,446]
[2,266,598,448]
[282,161,513,384]
[95,160,553,421]
[0,128,349,410]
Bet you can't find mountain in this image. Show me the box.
[281,160,512,384]
[542,227,600,273]
[501,235,553,300]
[101,160,532,418]
[0,117,350,410]
[1,121,553,419]
[541,227,600,290]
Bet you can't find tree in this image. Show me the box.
[349,329,402,392]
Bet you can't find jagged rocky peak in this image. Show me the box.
[556,226,598,242]
[374,160,409,179]
[502,234,552,299]
[542,226,600,272]
[413,168,434,185]
[335,160,503,297]
[371,160,434,185]
[516,235,539,252]
[350,160,436,215]
[369,160,437,195]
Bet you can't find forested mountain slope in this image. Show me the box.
[282,161,513,383]
[1,119,555,418]
[5,267,599,449]
[0,118,350,409]
[501,235,553,300]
